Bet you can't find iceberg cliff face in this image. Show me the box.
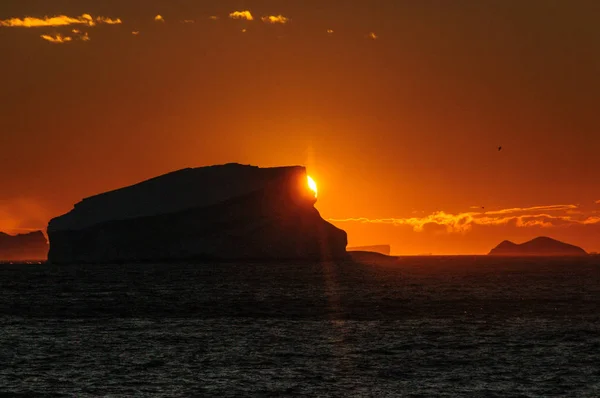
[0,231,48,261]
[48,164,348,264]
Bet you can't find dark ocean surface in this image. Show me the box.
[1,256,599,397]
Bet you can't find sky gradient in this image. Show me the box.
[1,0,600,254]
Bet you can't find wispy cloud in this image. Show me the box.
[229,11,254,21]
[1,14,121,28]
[484,204,577,215]
[582,216,600,225]
[40,34,72,43]
[367,32,378,40]
[132,31,140,35]
[182,19,195,24]
[70,29,90,41]
[154,15,165,23]
[329,204,600,233]
[208,16,219,21]
[96,17,122,25]
[327,29,334,34]
[1,14,93,27]
[261,15,289,24]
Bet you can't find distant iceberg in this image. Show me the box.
[0,231,48,261]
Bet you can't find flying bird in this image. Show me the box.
[498,146,502,151]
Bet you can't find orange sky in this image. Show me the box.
[1,0,600,254]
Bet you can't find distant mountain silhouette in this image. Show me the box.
[0,231,48,261]
[488,237,587,256]
[347,245,390,256]
[47,163,348,264]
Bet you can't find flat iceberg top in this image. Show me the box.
[49,163,306,232]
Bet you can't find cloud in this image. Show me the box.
[40,34,72,44]
[229,11,254,21]
[329,204,600,234]
[329,212,477,233]
[261,15,289,24]
[1,14,121,28]
[327,29,334,34]
[484,204,577,215]
[1,15,93,27]
[368,32,378,40]
[96,17,122,25]
[70,29,90,41]
[182,19,195,24]
[154,15,165,23]
[208,16,219,21]
[582,216,600,225]
[132,31,140,35]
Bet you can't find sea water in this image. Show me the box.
[0,257,599,396]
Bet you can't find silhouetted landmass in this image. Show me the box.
[488,236,587,256]
[347,245,391,256]
[0,231,48,260]
[47,164,348,264]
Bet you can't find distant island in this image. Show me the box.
[0,231,48,261]
[347,245,391,256]
[47,163,348,264]
[488,237,587,256]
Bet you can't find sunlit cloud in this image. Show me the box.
[484,204,577,215]
[582,216,600,225]
[329,204,600,234]
[208,16,219,21]
[241,29,247,33]
[132,31,140,35]
[261,15,289,24]
[154,15,165,23]
[327,29,334,34]
[229,11,254,21]
[1,14,121,28]
[40,34,72,44]
[69,29,90,41]
[96,17,122,25]
[368,32,378,40]
[1,15,92,27]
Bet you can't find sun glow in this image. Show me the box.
[307,176,318,198]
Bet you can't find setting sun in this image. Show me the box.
[307,176,318,198]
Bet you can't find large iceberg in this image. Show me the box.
[47,164,348,263]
